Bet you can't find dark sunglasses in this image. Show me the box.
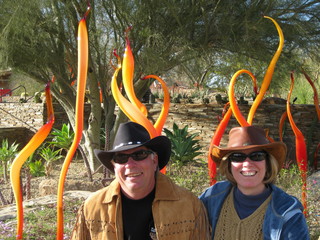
[228,151,268,163]
[113,150,154,164]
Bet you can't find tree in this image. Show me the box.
[0,0,319,171]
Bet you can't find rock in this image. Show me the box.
[64,190,94,200]
[38,178,103,197]
[0,191,93,221]
[39,179,58,197]
[65,179,103,192]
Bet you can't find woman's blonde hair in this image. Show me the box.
[219,152,279,185]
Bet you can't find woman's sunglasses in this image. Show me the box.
[228,151,268,163]
[113,150,154,164]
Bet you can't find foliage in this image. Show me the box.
[5,70,43,97]
[164,123,201,167]
[167,162,210,196]
[0,0,319,172]
[276,163,302,190]
[34,91,42,103]
[0,160,319,239]
[99,127,107,149]
[28,160,46,177]
[39,146,63,176]
[0,139,19,182]
[290,77,315,104]
[0,139,19,163]
[49,124,74,151]
[278,66,320,101]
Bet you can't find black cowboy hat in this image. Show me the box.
[94,122,171,172]
[211,126,287,168]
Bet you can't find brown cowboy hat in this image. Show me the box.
[211,126,287,167]
[94,122,171,172]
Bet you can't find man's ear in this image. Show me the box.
[153,153,159,170]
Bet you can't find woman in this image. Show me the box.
[200,126,309,240]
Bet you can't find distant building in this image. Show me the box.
[0,69,12,102]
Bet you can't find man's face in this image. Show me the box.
[112,146,158,199]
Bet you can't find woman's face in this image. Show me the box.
[230,149,267,195]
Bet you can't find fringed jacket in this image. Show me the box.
[71,172,211,240]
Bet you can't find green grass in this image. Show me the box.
[0,198,83,240]
[276,163,302,190]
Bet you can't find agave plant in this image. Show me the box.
[39,146,63,176]
[0,139,19,182]
[28,159,46,177]
[163,123,201,167]
[49,123,74,152]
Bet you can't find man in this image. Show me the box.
[71,121,210,239]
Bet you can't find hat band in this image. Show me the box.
[114,141,143,150]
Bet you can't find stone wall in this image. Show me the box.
[147,103,320,164]
[0,102,90,132]
[0,127,35,148]
[0,102,44,147]
[0,102,44,132]
[0,101,319,164]
[0,102,89,147]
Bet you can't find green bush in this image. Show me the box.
[276,162,302,191]
[164,123,201,167]
[49,123,74,151]
[0,139,19,182]
[28,159,46,177]
[39,146,63,176]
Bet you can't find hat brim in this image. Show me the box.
[211,142,287,168]
[94,135,171,173]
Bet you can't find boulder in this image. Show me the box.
[39,179,58,197]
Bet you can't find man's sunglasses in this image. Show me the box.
[113,150,154,164]
[227,151,268,163]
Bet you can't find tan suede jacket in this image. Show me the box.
[70,172,210,240]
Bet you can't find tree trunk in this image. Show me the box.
[81,72,104,173]
[78,145,93,182]
[0,189,8,206]
[3,162,8,183]
[54,86,101,173]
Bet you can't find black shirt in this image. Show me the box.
[121,188,156,240]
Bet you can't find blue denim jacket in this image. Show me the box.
[199,181,310,240]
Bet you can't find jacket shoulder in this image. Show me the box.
[199,181,232,200]
[270,184,304,214]
[84,179,118,208]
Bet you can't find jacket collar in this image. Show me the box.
[102,179,121,204]
[154,172,180,201]
[102,172,179,204]
[269,184,303,215]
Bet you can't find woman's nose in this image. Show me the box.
[242,157,252,165]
